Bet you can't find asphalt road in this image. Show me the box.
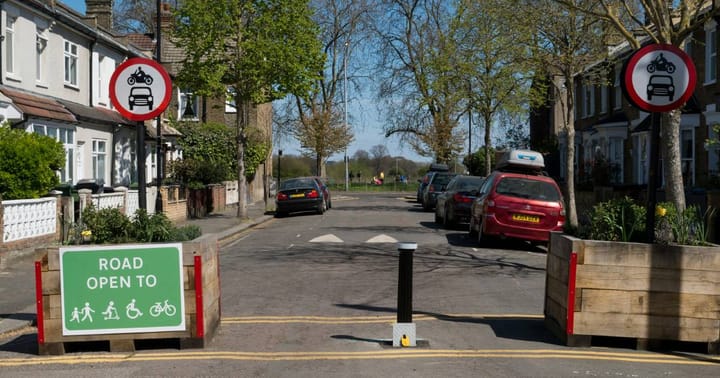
[0,192,718,377]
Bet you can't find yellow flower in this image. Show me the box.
[81,229,92,237]
[655,206,667,217]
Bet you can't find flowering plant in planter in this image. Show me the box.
[568,196,710,246]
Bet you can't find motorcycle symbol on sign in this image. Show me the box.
[127,67,154,85]
[646,53,676,74]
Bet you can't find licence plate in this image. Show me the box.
[290,193,305,198]
[512,214,540,223]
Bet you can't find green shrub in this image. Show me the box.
[655,202,708,246]
[586,196,646,242]
[0,125,65,199]
[68,205,202,245]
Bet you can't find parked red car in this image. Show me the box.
[468,149,564,245]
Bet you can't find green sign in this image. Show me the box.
[60,244,185,336]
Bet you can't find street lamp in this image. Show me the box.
[344,40,349,192]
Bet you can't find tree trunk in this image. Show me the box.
[662,110,686,211]
[236,99,249,219]
[564,76,578,228]
[484,114,492,176]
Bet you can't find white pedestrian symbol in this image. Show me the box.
[102,301,120,320]
[126,298,143,319]
[81,302,95,322]
[70,307,81,323]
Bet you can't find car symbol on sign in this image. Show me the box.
[129,87,154,110]
[646,75,674,101]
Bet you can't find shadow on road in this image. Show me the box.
[334,303,560,346]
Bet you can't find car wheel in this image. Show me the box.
[318,200,326,214]
[434,209,442,224]
[444,205,455,229]
[275,211,286,218]
[477,217,491,247]
[468,216,478,238]
[328,199,332,209]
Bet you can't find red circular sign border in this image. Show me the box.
[623,43,696,113]
[109,57,172,121]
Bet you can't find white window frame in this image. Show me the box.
[92,140,107,185]
[178,88,199,121]
[32,124,76,184]
[6,15,16,76]
[705,20,717,85]
[583,83,595,118]
[64,40,79,87]
[36,26,48,83]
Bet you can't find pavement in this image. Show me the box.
[0,199,275,341]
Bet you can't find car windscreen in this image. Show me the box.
[494,177,560,201]
[431,174,456,186]
[455,177,485,190]
[280,179,315,190]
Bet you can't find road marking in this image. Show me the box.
[309,234,344,243]
[222,314,543,324]
[1,348,718,367]
[366,234,398,243]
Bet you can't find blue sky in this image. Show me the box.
[61,0,430,162]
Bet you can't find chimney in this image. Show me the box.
[160,2,173,31]
[85,0,113,30]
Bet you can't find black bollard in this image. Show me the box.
[397,242,416,323]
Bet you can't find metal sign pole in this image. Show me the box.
[137,121,147,211]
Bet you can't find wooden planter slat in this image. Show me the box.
[36,236,220,355]
[544,232,720,354]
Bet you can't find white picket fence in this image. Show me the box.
[2,197,57,242]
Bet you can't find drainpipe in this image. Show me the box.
[0,0,5,85]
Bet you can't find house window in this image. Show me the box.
[33,125,75,184]
[705,20,717,84]
[608,137,623,184]
[6,16,15,75]
[178,89,199,120]
[681,129,694,186]
[92,140,107,184]
[613,65,622,110]
[583,83,594,118]
[600,85,609,114]
[226,87,237,113]
[64,40,78,86]
[36,27,48,82]
[632,134,648,185]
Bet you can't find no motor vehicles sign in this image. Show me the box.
[110,57,172,121]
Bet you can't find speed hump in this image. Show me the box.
[110,57,172,121]
[622,43,696,113]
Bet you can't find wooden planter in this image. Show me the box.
[35,235,221,355]
[544,232,720,354]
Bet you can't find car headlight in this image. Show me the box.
[669,86,674,91]
[647,85,653,91]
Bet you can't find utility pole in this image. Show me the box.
[344,40,350,192]
[154,0,163,213]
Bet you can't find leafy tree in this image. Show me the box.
[0,126,65,199]
[172,0,324,218]
[169,122,236,186]
[513,0,612,228]
[463,146,496,176]
[455,0,534,176]
[374,0,466,164]
[275,0,375,178]
[554,0,720,213]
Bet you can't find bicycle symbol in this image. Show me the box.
[149,299,177,317]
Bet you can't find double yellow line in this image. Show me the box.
[1,349,719,367]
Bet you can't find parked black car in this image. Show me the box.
[434,175,485,227]
[422,171,457,211]
[416,163,449,203]
[275,177,327,217]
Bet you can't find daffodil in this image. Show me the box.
[656,206,667,217]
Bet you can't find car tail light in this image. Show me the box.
[453,193,472,203]
[277,192,288,201]
[428,185,436,192]
[307,189,319,198]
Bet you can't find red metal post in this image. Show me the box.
[566,252,578,335]
[34,261,44,344]
[194,255,204,338]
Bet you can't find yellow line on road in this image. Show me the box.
[221,313,543,324]
[1,349,718,367]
